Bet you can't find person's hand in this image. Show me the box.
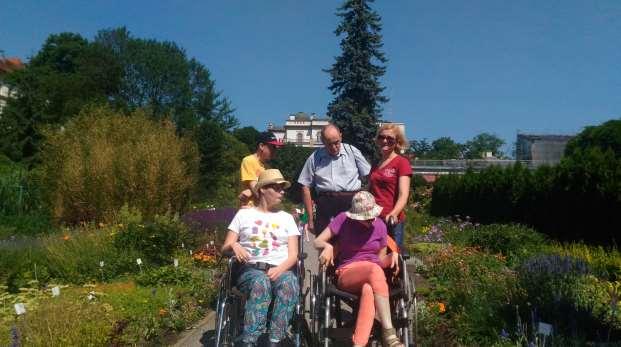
[231,242,250,263]
[385,213,398,227]
[238,189,252,204]
[390,252,400,275]
[319,244,334,267]
[267,265,286,281]
[307,218,315,235]
[304,224,310,242]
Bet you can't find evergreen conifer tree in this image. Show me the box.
[325,0,388,158]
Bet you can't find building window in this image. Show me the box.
[297,132,303,143]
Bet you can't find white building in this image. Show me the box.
[0,57,24,114]
[268,112,406,148]
[268,112,330,148]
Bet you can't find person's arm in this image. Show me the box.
[267,236,299,280]
[221,230,251,263]
[301,185,315,233]
[314,226,334,266]
[378,246,399,273]
[351,144,371,178]
[386,175,411,224]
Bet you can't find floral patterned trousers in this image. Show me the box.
[236,267,299,343]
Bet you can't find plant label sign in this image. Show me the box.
[174,259,179,267]
[136,258,142,265]
[538,322,552,336]
[189,250,193,255]
[51,286,60,297]
[14,303,26,315]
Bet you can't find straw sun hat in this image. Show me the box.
[253,169,291,194]
[346,191,383,221]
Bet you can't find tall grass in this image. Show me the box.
[39,106,200,224]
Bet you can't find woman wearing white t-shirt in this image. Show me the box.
[222,169,300,347]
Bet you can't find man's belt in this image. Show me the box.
[317,191,359,197]
[247,262,274,271]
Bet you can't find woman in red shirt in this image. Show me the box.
[369,124,412,248]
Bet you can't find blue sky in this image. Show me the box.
[2,1,620,154]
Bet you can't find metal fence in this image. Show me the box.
[411,159,560,174]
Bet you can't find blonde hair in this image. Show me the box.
[377,123,408,153]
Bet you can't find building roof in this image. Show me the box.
[517,134,574,141]
[0,58,25,75]
[287,112,330,122]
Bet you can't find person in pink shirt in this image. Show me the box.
[369,124,412,249]
[314,191,403,347]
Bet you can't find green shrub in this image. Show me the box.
[430,150,621,244]
[423,245,517,345]
[0,155,44,217]
[515,254,621,341]
[136,265,192,286]
[0,213,53,238]
[113,214,189,266]
[39,105,200,224]
[445,223,546,266]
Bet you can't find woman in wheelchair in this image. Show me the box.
[222,169,300,347]
[314,191,404,347]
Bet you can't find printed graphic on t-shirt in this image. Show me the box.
[382,167,397,178]
[248,219,282,256]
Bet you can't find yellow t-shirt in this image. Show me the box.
[240,154,267,207]
[240,154,266,187]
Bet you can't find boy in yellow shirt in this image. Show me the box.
[239,132,283,207]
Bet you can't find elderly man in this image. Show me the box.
[297,124,371,234]
[239,131,283,207]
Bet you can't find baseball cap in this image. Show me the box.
[257,132,284,147]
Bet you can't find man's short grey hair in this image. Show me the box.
[321,123,341,141]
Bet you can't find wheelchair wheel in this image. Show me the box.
[215,295,243,347]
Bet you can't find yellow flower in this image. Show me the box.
[159,308,168,317]
[62,235,70,241]
[438,302,446,313]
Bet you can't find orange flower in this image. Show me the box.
[438,302,446,313]
[62,235,70,241]
[159,308,168,316]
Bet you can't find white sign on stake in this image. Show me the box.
[14,303,26,315]
[210,240,214,246]
[538,322,553,336]
[189,250,193,255]
[51,286,60,297]
[174,259,179,267]
[136,258,142,265]
[181,242,185,249]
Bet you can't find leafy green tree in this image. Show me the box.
[325,0,388,158]
[193,120,247,204]
[95,27,237,133]
[232,126,261,152]
[0,33,121,164]
[428,137,464,159]
[463,133,505,159]
[410,139,432,159]
[565,119,621,159]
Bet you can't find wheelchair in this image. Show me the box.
[214,235,312,347]
[309,252,415,347]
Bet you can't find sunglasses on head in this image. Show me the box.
[377,135,396,144]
